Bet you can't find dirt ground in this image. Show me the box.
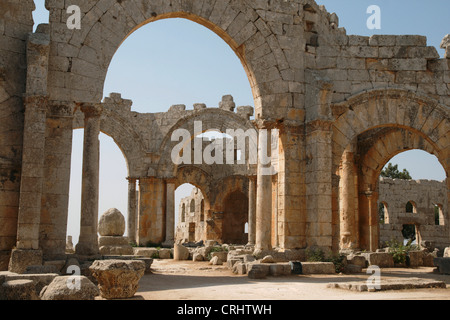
[135,259,450,300]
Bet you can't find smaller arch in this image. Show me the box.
[181,203,186,223]
[190,199,195,213]
[378,201,389,224]
[200,199,205,222]
[434,203,445,226]
[406,201,417,214]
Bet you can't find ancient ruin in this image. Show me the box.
[0,0,449,288]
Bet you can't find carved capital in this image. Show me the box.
[78,102,103,118]
[47,100,76,118]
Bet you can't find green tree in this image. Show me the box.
[381,163,412,180]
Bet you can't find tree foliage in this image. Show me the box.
[381,163,412,180]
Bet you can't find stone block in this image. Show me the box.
[39,276,99,300]
[192,253,204,261]
[173,244,190,261]
[261,255,275,263]
[209,256,223,265]
[362,252,394,268]
[433,258,450,275]
[233,262,247,275]
[8,249,43,274]
[1,279,38,300]
[269,263,291,276]
[133,248,158,258]
[247,263,270,279]
[158,248,172,259]
[99,244,134,256]
[347,255,367,268]
[227,258,241,270]
[408,251,423,268]
[211,251,228,262]
[443,247,450,258]
[344,264,363,274]
[301,262,336,274]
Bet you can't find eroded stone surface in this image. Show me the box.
[89,260,145,299]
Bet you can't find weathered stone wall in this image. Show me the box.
[0,0,35,269]
[378,177,449,250]
[175,187,206,243]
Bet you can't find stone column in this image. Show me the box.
[75,103,102,256]
[164,179,176,245]
[340,151,357,250]
[255,127,273,251]
[9,96,48,272]
[137,177,165,246]
[365,190,375,252]
[247,176,257,245]
[127,178,137,244]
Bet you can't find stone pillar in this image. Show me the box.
[365,191,376,252]
[75,103,102,256]
[247,176,257,245]
[137,177,165,246]
[255,127,273,251]
[127,178,137,244]
[10,96,47,272]
[340,151,357,250]
[164,179,176,246]
[305,121,333,251]
[39,101,75,260]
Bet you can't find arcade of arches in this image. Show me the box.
[0,0,449,271]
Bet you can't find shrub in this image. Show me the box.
[306,248,346,273]
[386,239,419,266]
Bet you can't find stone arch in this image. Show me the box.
[222,189,249,245]
[175,165,212,213]
[435,203,445,226]
[378,201,389,224]
[73,106,147,178]
[47,0,295,118]
[406,200,417,214]
[331,88,449,251]
[210,175,249,213]
[157,108,257,177]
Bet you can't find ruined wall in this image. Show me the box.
[175,187,205,243]
[0,0,35,269]
[378,177,449,251]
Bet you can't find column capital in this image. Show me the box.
[46,100,76,118]
[254,119,278,130]
[126,177,138,183]
[77,102,103,118]
[364,190,374,199]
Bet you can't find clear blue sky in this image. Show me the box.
[32,1,448,244]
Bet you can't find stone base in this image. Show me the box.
[89,259,146,299]
[75,241,99,256]
[433,257,450,275]
[8,249,43,274]
[0,251,11,271]
[99,236,134,256]
[0,279,38,300]
[161,239,174,248]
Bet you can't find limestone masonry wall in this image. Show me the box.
[378,177,449,250]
